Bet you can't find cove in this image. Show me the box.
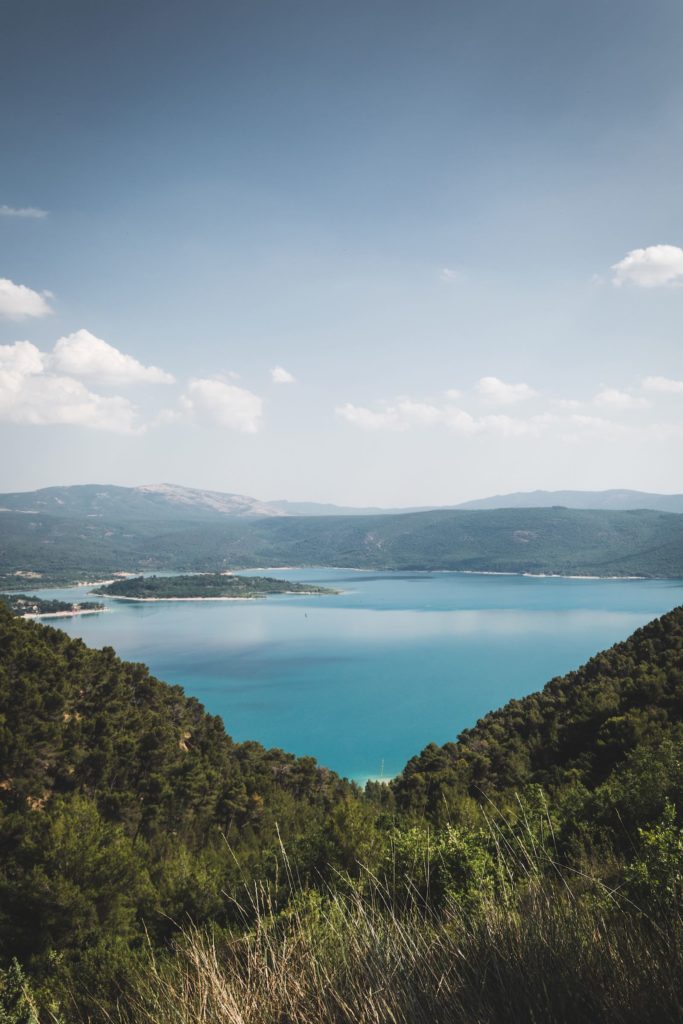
[33,569,683,782]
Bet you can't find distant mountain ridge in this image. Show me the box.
[454,488,683,513]
[2,483,682,520]
[0,483,281,520]
[0,483,432,520]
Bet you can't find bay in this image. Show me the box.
[31,569,683,782]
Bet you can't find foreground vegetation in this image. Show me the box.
[93,573,336,600]
[124,865,683,1024]
[1,605,683,1021]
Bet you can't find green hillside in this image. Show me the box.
[2,505,683,579]
[0,605,356,988]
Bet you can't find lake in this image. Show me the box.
[32,569,683,782]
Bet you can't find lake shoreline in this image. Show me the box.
[15,567,656,593]
[22,608,106,620]
[100,592,336,603]
[243,566,649,581]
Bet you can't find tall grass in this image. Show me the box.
[119,841,683,1024]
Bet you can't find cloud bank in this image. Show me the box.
[0,340,139,433]
[337,373,681,445]
[337,399,542,437]
[0,329,269,436]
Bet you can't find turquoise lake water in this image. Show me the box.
[33,570,683,782]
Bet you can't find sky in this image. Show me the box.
[1,0,683,506]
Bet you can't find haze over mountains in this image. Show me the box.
[456,489,683,514]
[0,483,430,520]
[2,482,683,520]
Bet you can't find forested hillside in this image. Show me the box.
[0,605,357,990]
[3,505,683,579]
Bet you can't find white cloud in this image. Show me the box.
[271,365,295,384]
[0,340,45,375]
[0,278,53,319]
[445,388,462,400]
[337,398,541,437]
[611,244,683,288]
[594,388,648,410]
[476,376,538,404]
[439,267,459,282]
[479,414,539,437]
[645,421,683,441]
[0,205,48,219]
[337,399,466,432]
[395,399,444,426]
[0,340,139,433]
[0,336,269,436]
[336,403,401,431]
[338,377,683,450]
[150,407,182,427]
[183,378,263,433]
[51,329,174,385]
[642,375,683,394]
[565,414,629,440]
[442,407,479,434]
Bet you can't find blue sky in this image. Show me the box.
[1,0,682,505]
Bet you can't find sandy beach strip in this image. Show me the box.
[23,608,106,619]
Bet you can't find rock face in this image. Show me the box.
[135,483,283,517]
[0,482,283,520]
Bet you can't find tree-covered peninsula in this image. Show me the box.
[0,592,104,617]
[92,572,337,600]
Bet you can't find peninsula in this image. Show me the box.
[0,593,105,618]
[92,572,337,601]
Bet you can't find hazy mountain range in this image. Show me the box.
[0,482,430,520]
[2,482,683,520]
[2,483,683,580]
[455,488,683,513]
